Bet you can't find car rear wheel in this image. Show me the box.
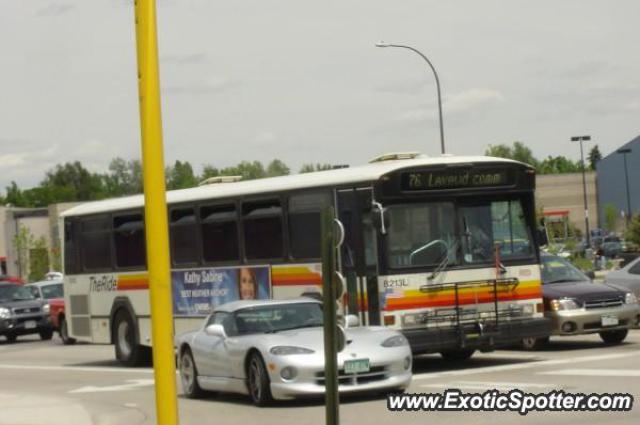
[247,352,272,406]
[521,336,549,351]
[114,310,150,366]
[180,347,204,399]
[60,317,76,345]
[39,329,53,340]
[440,349,475,361]
[599,329,628,344]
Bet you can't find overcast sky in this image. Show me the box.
[1,0,639,189]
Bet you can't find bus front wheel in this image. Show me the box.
[113,310,150,366]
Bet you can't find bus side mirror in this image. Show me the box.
[372,202,390,235]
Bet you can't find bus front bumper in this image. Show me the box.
[402,317,552,355]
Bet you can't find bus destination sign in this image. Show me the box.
[401,168,513,191]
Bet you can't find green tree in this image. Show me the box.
[625,215,640,247]
[299,163,333,173]
[265,159,290,177]
[485,142,538,168]
[537,156,581,174]
[28,236,50,282]
[166,160,198,190]
[603,203,618,232]
[588,145,602,170]
[104,157,143,196]
[40,161,106,203]
[222,161,266,180]
[12,226,34,281]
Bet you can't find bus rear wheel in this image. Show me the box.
[114,310,150,366]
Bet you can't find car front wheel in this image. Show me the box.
[60,317,76,345]
[521,337,549,351]
[39,329,53,340]
[247,352,272,406]
[180,348,204,399]
[599,329,628,344]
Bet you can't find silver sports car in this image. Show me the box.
[174,299,412,405]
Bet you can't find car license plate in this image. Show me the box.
[601,315,619,327]
[344,359,370,374]
[24,321,37,329]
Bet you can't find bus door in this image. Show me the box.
[336,188,380,325]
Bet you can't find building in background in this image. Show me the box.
[536,172,598,236]
[596,135,640,232]
[0,203,79,282]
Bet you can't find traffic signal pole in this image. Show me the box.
[133,2,180,425]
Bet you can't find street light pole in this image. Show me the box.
[571,135,591,246]
[617,148,633,226]
[376,41,445,155]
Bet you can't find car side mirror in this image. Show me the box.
[345,314,360,328]
[586,270,596,280]
[205,324,226,338]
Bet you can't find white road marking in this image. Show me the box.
[68,379,155,393]
[124,403,139,408]
[0,364,154,374]
[422,380,555,391]
[412,350,640,381]
[539,369,640,377]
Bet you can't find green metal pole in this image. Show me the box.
[321,206,340,425]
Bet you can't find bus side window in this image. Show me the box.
[80,215,113,271]
[170,207,200,265]
[243,199,283,260]
[201,204,239,263]
[64,219,78,274]
[113,214,146,269]
[288,192,331,260]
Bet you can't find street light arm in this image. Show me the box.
[376,42,445,154]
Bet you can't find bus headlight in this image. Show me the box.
[625,293,638,305]
[549,298,580,311]
[521,304,535,316]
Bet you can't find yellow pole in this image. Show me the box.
[133,2,179,425]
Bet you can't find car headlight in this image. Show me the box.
[43,303,51,314]
[549,298,581,311]
[269,346,315,355]
[625,293,638,305]
[381,334,408,348]
[0,307,11,319]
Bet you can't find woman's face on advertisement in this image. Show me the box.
[240,268,256,300]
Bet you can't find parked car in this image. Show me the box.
[603,241,623,258]
[175,299,412,405]
[606,256,640,299]
[521,253,640,349]
[0,283,53,342]
[25,279,75,344]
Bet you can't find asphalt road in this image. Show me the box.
[1,331,639,425]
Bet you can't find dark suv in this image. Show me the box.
[0,283,53,343]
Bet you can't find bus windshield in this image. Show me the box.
[386,198,534,269]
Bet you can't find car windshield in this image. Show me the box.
[541,255,590,284]
[40,283,63,299]
[385,198,534,269]
[233,303,324,335]
[0,285,37,302]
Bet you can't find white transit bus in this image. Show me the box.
[61,153,550,365]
